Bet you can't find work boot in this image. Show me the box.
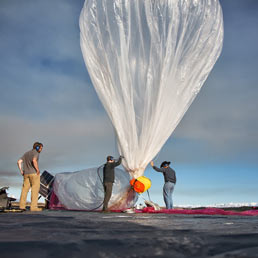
[102,206,111,213]
[30,207,42,212]
[102,210,111,213]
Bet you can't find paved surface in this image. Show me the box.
[1,210,258,258]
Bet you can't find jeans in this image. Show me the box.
[163,182,175,209]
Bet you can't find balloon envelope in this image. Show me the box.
[49,168,137,210]
[80,0,224,177]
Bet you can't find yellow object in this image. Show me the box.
[130,176,151,194]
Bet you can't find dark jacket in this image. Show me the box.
[153,166,176,184]
[103,157,122,183]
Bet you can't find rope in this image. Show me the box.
[87,164,105,211]
[147,189,152,202]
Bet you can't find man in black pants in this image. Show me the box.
[102,155,123,212]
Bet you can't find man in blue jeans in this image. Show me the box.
[150,160,176,209]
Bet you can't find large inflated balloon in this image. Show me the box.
[80,0,224,177]
[49,168,137,210]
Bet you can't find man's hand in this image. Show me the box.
[17,159,24,176]
[36,170,40,176]
[150,161,154,167]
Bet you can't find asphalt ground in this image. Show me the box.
[1,210,258,258]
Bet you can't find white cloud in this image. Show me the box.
[0,114,118,174]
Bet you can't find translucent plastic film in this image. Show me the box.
[80,0,224,177]
[50,167,137,210]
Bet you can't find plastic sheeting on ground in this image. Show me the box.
[49,167,137,211]
[135,207,258,216]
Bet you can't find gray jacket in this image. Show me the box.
[153,166,176,184]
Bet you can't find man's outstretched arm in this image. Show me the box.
[114,156,122,167]
[150,161,165,173]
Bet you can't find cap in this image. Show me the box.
[107,156,114,161]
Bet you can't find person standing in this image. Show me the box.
[17,142,43,211]
[102,155,123,212]
[150,160,176,209]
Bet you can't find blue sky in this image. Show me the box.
[0,0,258,206]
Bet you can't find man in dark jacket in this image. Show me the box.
[150,160,176,209]
[102,155,123,212]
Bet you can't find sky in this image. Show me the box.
[0,0,258,207]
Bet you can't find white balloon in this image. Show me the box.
[51,168,137,210]
[80,0,224,177]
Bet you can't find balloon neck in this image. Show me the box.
[127,168,145,178]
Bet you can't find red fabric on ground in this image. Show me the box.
[49,191,66,210]
[49,191,258,216]
[135,207,258,216]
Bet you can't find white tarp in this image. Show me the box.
[52,167,137,210]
